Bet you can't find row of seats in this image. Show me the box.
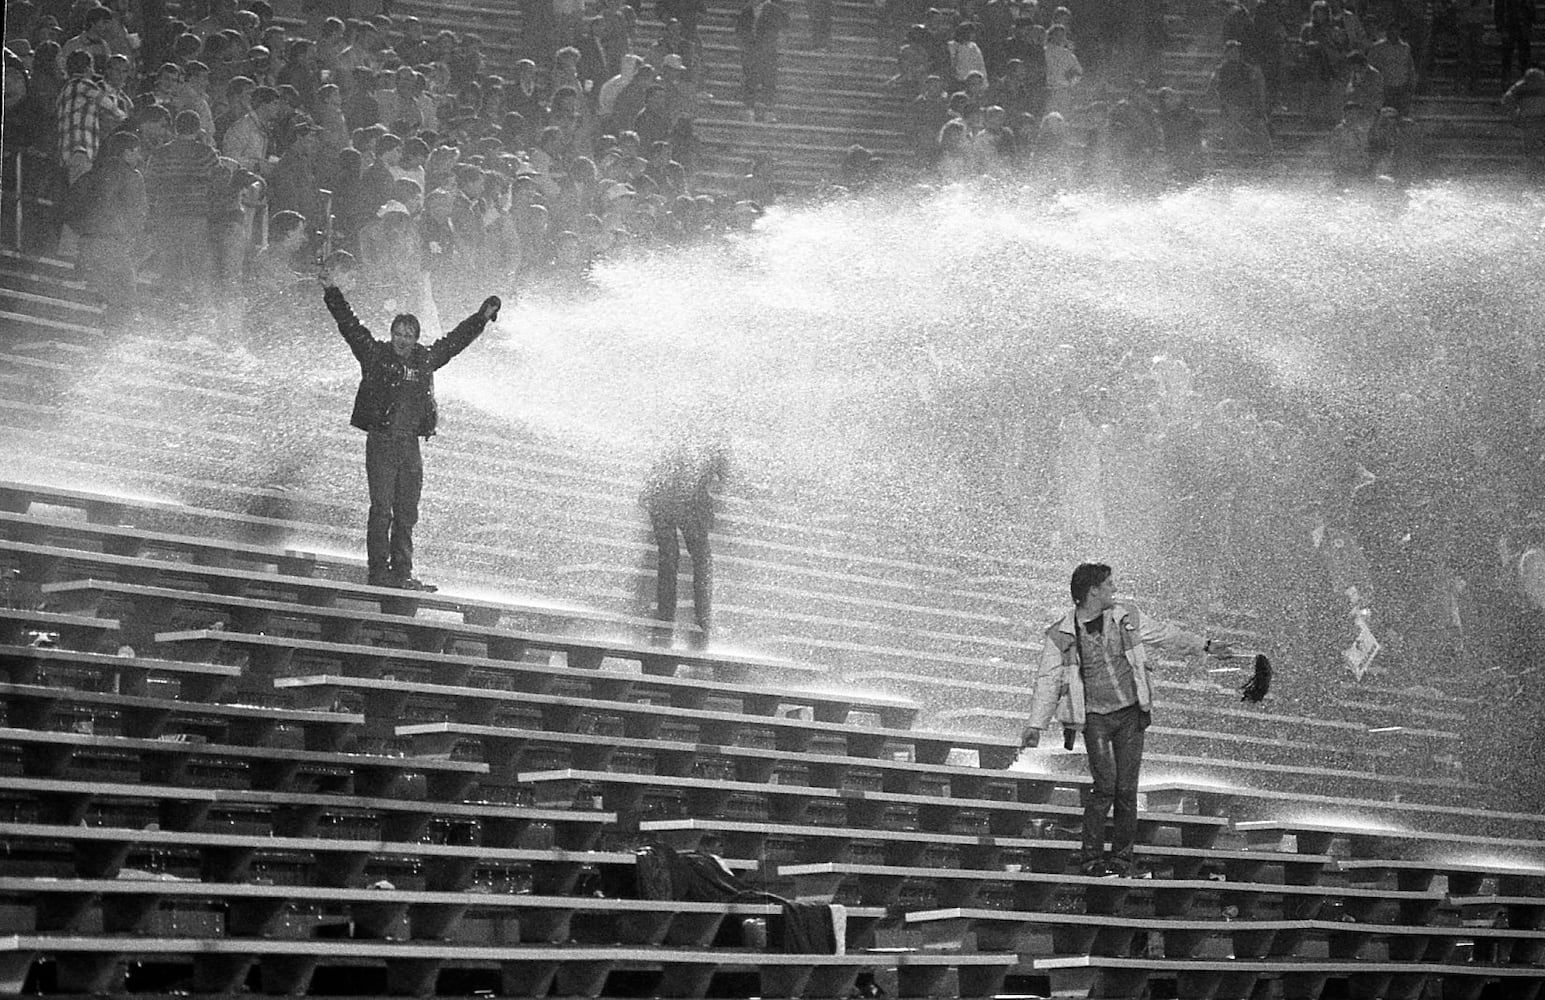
[0,279,1470,804]
[0,477,1543,999]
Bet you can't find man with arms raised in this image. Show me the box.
[1021,563,1231,877]
[319,252,502,590]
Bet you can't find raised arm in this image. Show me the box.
[322,283,376,363]
[427,295,502,370]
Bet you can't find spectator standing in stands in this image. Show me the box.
[313,82,349,159]
[657,0,706,65]
[950,22,988,87]
[1366,22,1416,114]
[59,5,116,74]
[1210,39,1270,149]
[63,128,146,331]
[396,18,433,66]
[1343,50,1384,122]
[977,0,1017,77]
[1454,0,1491,93]
[146,109,218,294]
[736,0,790,121]
[1043,24,1083,116]
[278,38,322,108]
[1020,563,1233,877]
[1299,0,1349,127]
[215,76,255,143]
[209,154,264,289]
[223,83,280,174]
[344,66,380,129]
[268,120,323,231]
[910,73,951,163]
[150,61,184,109]
[100,52,134,122]
[1249,0,1287,110]
[319,260,501,590]
[642,423,729,643]
[634,83,675,146]
[55,49,116,180]
[596,0,636,77]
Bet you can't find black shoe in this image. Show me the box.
[395,576,438,592]
[1077,857,1111,877]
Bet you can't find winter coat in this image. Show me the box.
[1024,603,1205,732]
[323,284,489,437]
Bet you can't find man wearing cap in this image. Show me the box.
[319,261,503,590]
[1021,563,1232,878]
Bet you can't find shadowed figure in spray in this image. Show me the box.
[640,420,730,645]
[319,251,502,590]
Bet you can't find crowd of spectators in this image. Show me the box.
[0,0,1539,331]
[0,0,781,333]
[884,0,1539,184]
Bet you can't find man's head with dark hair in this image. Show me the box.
[173,108,202,135]
[84,5,115,32]
[1070,562,1113,608]
[376,132,403,164]
[103,52,129,87]
[64,49,93,76]
[389,313,421,357]
[136,102,171,138]
[249,84,281,113]
[101,128,141,161]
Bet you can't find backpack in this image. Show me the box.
[634,844,675,900]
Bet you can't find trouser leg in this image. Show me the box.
[1081,709,1118,863]
[365,431,399,584]
[388,435,422,578]
[1109,706,1147,862]
[651,511,681,622]
[681,515,713,632]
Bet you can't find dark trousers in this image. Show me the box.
[1081,703,1147,863]
[651,509,712,630]
[365,430,422,583]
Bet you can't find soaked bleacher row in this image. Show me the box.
[0,480,1542,1000]
[0,280,1476,788]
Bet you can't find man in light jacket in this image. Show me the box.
[1021,563,1231,877]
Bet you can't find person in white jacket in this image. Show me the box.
[1020,563,1232,877]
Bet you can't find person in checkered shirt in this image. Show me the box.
[54,49,120,182]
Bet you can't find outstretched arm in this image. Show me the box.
[321,279,376,363]
[428,295,502,370]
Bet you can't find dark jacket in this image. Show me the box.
[323,285,489,437]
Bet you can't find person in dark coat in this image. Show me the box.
[320,257,501,589]
[641,422,729,642]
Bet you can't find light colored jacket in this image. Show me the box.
[1024,602,1205,732]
